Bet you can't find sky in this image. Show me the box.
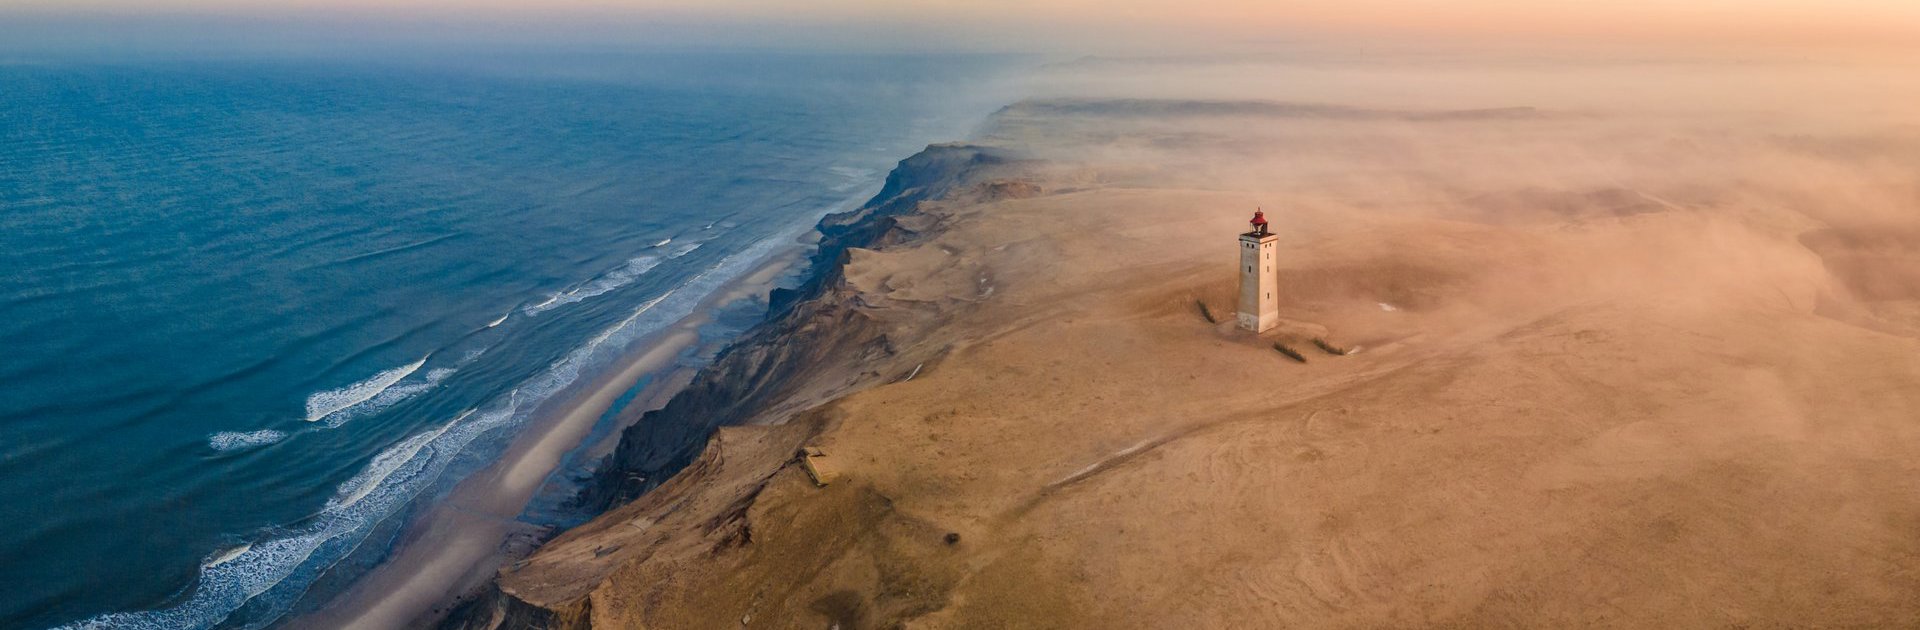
[3,0,1917,55]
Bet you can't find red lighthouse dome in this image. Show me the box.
[1248,209,1270,236]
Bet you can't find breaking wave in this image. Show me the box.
[667,241,704,258]
[207,430,287,452]
[62,237,796,630]
[59,403,518,630]
[328,411,468,511]
[303,359,426,423]
[520,238,713,318]
[522,255,662,316]
[202,544,251,569]
[311,367,456,429]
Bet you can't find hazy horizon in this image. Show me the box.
[4,0,1917,59]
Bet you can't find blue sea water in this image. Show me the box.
[0,51,1019,628]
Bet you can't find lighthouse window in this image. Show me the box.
[1247,266,1253,273]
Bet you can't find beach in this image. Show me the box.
[449,59,1920,628]
[285,243,814,629]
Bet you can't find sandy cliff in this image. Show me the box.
[451,95,1920,628]
[439,143,1035,628]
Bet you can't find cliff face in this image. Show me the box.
[583,143,1015,511]
[443,143,1024,629]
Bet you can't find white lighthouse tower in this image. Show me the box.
[1238,209,1280,333]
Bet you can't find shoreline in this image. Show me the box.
[450,143,1022,627]
[284,242,813,630]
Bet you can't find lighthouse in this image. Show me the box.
[1238,209,1280,333]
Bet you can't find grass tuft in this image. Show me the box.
[1196,300,1217,324]
[1273,342,1307,363]
[1312,338,1349,356]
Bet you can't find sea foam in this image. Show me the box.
[309,366,454,429]
[69,221,809,630]
[207,430,287,452]
[329,410,468,511]
[202,543,251,568]
[63,399,527,630]
[303,359,426,423]
[522,255,662,316]
[667,241,704,258]
[521,239,712,318]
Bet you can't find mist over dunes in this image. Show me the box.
[452,49,1920,627]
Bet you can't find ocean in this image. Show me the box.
[0,51,1019,628]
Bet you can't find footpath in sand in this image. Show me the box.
[490,97,1920,628]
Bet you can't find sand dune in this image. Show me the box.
[476,59,1920,628]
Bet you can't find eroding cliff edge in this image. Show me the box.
[584,142,1021,513]
[441,143,1030,629]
